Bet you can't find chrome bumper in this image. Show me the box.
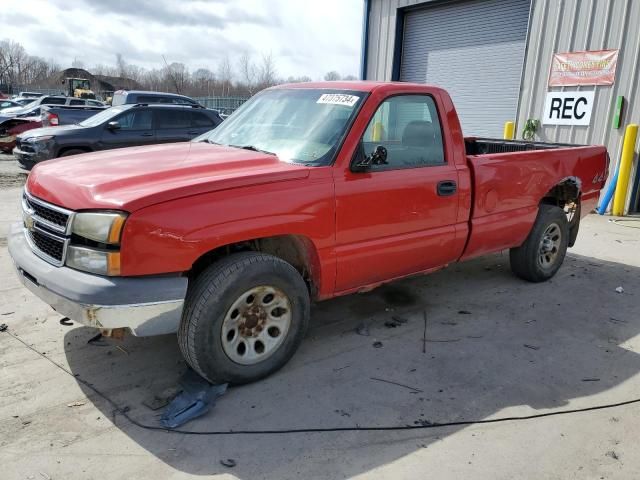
[8,223,188,336]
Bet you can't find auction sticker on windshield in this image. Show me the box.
[316,94,359,107]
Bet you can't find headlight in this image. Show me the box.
[66,211,127,276]
[66,246,121,276]
[72,211,127,244]
[22,135,54,143]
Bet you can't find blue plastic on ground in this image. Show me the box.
[160,369,228,429]
[597,164,620,215]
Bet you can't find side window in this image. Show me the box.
[138,96,161,104]
[191,111,215,127]
[44,97,66,105]
[69,99,84,106]
[156,109,191,129]
[87,100,102,106]
[361,95,445,169]
[115,110,153,130]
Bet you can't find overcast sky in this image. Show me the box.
[0,0,364,80]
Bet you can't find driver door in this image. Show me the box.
[334,94,460,292]
[100,109,156,150]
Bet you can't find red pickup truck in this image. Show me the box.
[9,82,608,384]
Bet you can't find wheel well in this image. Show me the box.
[189,235,320,297]
[540,177,581,208]
[57,146,91,157]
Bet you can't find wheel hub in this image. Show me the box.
[221,286,292,365]
[240,306,267,335]
[538,222,562,268]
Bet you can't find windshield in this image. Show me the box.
[79,105,129,127]
[194,88,366,165]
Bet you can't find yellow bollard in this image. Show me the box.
[503,121,515,140]
[372,121,384,142]
[612,124,639,216]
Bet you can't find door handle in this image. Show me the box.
[187,130,199,135]
[140,132,154,137]
[437,180,457,196]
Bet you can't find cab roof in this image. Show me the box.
[271,80,445,95]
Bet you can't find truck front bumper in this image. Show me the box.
[8,223,188,336]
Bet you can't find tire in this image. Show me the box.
[509,204,569,282]
[178,252,310,384]
[59,149,86,157]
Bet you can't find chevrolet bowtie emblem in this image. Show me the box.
[24,214,35,231]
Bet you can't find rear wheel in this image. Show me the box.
[510,205,569,282]
[178,252,310,384]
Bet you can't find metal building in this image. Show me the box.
[361,0,640,213]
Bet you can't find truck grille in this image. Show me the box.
[22,192,72,234]
[22,191,74,266]
[27,228,66,263]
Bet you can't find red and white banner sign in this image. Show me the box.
[548,50,618,87]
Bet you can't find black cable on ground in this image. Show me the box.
[4,327,640,435]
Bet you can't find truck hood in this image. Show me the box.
[26,142,311,211]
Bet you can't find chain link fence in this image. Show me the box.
[194,96,249,115]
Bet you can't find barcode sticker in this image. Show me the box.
[316,94,359,107]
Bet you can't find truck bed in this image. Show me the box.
[465,137,577,155]
[40,105,106,127]
[461,141,608,261]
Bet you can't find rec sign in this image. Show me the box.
[542,91,595,126]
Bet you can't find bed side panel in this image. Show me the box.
[461,146,607,261]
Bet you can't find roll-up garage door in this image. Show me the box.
[400,0,530,137]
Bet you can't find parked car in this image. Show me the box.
[8,82,608,384]
[13,97,37,106]
[111,90,201,106]
[14,91,44,99]
[14,103,222,168]
[0,105,106,153]
[0,116,42,153]
[0,99,22,111]
[0,96,104,124]
[40,104,107,127]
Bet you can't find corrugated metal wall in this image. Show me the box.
[365,0,430,81]
[399,0,530,137]
[516,0,640,212]
[365,0,640,211]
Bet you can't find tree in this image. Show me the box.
[342,74,357,81]
[193,68,215,96]
[238,52,257,95]
[286,75,312,83]
[115,53,127,77]
[162,58,188,94]
[324,71,341,81]
[71,57,84,69]
[218,55,233,97]
[258,52,277,88]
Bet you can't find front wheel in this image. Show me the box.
[178,252,310,384]
[510,205,569,282]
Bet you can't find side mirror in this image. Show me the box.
[353,144,388,171]
[107,121,120,130]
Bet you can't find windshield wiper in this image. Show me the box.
[204,139,221,145]
[229,144,276,156]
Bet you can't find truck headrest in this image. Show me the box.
[402,120,435,147]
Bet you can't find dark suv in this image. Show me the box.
[14,104,222,169]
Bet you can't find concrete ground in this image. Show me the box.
[1,152,639,479]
